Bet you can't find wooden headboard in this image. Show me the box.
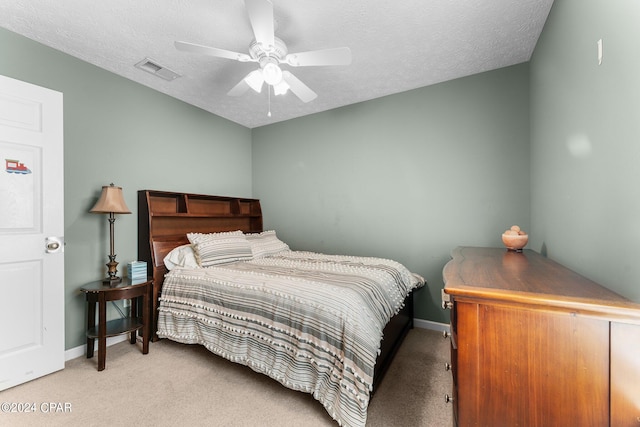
[137,189,263,339]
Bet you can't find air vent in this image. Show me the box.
[135,58,181,81]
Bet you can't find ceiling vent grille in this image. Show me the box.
[135,58,181,81]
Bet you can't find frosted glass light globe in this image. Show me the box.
[262,62,283,86]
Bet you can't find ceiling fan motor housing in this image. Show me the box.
[250,37,288,65]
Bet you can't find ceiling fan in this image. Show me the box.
[175,0,351,106]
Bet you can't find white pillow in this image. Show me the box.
[245,230,290,259]
[187,231,253,267]
[163,244,199,270]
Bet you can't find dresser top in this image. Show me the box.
[443,247,640,320]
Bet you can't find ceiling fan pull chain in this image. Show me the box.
[267,85,272,117]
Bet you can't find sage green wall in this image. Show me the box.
[252,64,531,323]
[530,0,640,302]
[0,28,253,350]
[12,0,622,351]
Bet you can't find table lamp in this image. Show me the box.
[90,183,131,285]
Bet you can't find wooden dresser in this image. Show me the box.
[442,246,640,427]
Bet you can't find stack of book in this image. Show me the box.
[127,261,147,281]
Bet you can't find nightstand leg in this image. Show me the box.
[142,283,150,354]
[86,300,95,358]
[129,297,137,344]
[98,295,107,371]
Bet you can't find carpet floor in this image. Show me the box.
[0,327,452,426]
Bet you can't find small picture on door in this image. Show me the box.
[0,141,39,231]
[5,158,32,174]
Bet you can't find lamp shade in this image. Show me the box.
[90,184,131,214]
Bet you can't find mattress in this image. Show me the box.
[157,250,424,427]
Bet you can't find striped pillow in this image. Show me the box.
[245,230,290,259]
[187,231,253,267]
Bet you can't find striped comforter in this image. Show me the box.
[157,251,424,427]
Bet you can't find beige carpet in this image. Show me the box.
[0,328,452,427]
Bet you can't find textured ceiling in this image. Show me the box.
[0,0,554,129]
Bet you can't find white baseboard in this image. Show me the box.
[413,318,450,333]
[65,318,450,361]
[65,335,129,362]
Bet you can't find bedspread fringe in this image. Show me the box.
[159,298,378,392]
[159,326,370,427]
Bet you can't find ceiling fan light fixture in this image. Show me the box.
[245,70,265,93]
[175,0,350,105]
[262,62,283,86]
[273,80,289,95]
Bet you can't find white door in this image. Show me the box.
[0,74,64,391]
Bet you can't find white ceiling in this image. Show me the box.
[0,0,554,129]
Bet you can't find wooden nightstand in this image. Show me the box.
[80,277,152,371]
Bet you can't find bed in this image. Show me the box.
[137,190,424,427]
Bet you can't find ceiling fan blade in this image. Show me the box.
[244,0,274,48]
[285,47,352,67]
[175,41,253,62]
[282,71,317,103]
[228,70,264,96]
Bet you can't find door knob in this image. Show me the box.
[46,236,64,253]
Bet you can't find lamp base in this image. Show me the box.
[103,254,120,286]
[102,276,122,286]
